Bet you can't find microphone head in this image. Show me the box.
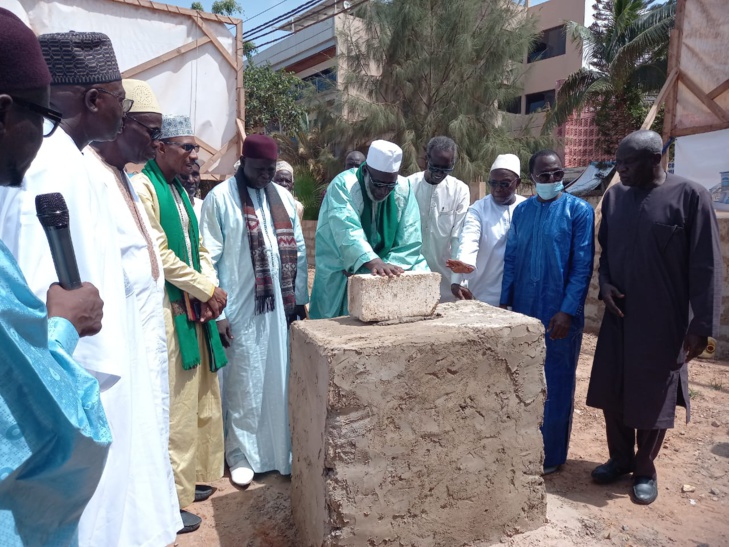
[36,192,70,229]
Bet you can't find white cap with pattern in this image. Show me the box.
[490,154,521,177]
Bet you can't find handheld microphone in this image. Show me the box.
[35,192,82,290]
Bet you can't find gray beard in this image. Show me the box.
[365,180,387,203]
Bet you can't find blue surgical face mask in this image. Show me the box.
[535,180,564,200]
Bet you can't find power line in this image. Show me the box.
[253,0,369,49]
[244,0,324,38]
[244,0,292,23]
[245,0,343,42]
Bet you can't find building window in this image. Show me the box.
[525,90,555,113]
[528,25,566,63]
[302,68,337,93]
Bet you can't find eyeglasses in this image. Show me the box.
[488,179,517,189]
[95,87,134,114]
[365,170,397,189]
[163,141,200,153]
[11,96,63,137]
[126,116,162,141]
[427,159,455,174]
[533,169,564,183]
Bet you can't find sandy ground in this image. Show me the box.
[175,333,729,547]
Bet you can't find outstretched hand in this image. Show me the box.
[446,259,475,274]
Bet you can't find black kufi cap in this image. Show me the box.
[38,31,121,86]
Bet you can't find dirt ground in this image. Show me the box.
[175,333,729,547]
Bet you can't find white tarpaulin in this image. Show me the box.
[674,128,729,193]
[9,0,241,176]
[673,0,729,135]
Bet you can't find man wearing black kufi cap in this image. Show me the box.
[0,9,110,545]
[0,29,177,547]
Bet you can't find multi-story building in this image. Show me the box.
[250,0,608,167]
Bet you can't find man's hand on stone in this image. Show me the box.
[446,259,475,274]
[217,318,234,348]
[364,258,404,278]
[47,282,104,338]
[684,333,708,363]
[601,282,624,318]
[451,284,473,300]
[548,311,572,340]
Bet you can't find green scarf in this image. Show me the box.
[356,163,400,257]
[142,160,227,372]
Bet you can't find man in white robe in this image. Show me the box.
[200,134,308,486]
[447,154,525,305]
[90,78,183,542]
[0,32,174,546]
[407,136,470,301]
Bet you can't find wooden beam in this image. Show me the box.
[640,68,678,130]
[195,137,218,156]
[121,37,212,78]
[107,0,240,25]
[193,16,237,69]
[236,118,246,140]
[662,0,685,169]
[679,72,729,124]
[673,121,729,137]
[707,78,729,101]
[200,137,236,172]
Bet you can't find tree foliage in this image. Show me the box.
[544,0,675,153]
[244,63,306,133]
[337,0,553,181]
[211,0,242,16]
[191,1,203,11]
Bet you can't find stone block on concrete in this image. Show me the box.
[290,300,547,546]
[348,271,441,322]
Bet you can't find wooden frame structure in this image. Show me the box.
[109,0,245,182]
[594,0,728,222]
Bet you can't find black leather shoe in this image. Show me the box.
[178,510,202,534]
[591,459,632,484]
[194,484,214,502]
[632,476,658,505]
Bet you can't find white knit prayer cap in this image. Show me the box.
[366,140,402,173]
[490,153,520,177]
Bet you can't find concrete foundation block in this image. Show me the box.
[348,271,441,322]
[290,301,547,546]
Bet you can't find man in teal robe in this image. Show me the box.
[310,140,428,319]
[0,9,110,546]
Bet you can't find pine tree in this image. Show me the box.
[337,0,552,181]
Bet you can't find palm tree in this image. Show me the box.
[543,0,675,153]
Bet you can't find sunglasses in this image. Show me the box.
[163,141,200,153]
[11,96,63,137]
[126,116,162,141]
[427,159,455,174]
[366,170,397,189]
[488,179,516,189]
[533,169,564,184]
[95,87,134,114]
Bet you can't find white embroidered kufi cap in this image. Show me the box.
[123,79,161,114]
[366,140,402,173]
[490,153,521,177]
[160,115,193,139]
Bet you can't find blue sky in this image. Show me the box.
[165,0,295,49]
[165,0,554,51]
